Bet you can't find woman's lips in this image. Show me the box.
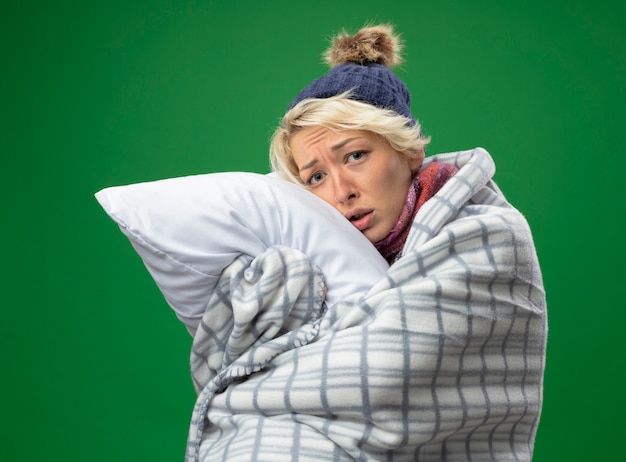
[346,210,374,231]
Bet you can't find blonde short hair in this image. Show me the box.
[269,92,431,184]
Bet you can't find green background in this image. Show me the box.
[2,1,624,460]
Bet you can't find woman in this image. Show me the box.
[188,24,547,461]
[270,25,459,264]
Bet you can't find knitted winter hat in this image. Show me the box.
[288,24,415,123]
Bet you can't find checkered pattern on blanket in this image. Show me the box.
[186,148,547,461]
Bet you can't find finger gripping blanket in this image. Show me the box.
[186,148,547,462]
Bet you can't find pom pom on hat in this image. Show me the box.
[324,24,403,68]
[288,24,415,124]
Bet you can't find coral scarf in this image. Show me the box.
[374,162,459,263]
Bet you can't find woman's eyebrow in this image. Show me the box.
[299,137,364,172]
[331,137,361,152]
[299,158,318,172]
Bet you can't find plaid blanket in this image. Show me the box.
[186,148,547,461]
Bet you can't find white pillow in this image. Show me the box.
[95,172,388,335]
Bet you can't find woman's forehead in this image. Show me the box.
[291,127,372,151]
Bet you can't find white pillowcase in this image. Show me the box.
[95,172,388,335]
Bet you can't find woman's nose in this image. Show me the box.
[332,173,358,203]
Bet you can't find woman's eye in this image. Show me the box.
[347,151,366,162]
[308,172,325,185]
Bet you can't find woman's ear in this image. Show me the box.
[409,148,425,175]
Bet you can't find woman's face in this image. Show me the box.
[290,126,422,242]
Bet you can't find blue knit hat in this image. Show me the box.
[288,25,415,124]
